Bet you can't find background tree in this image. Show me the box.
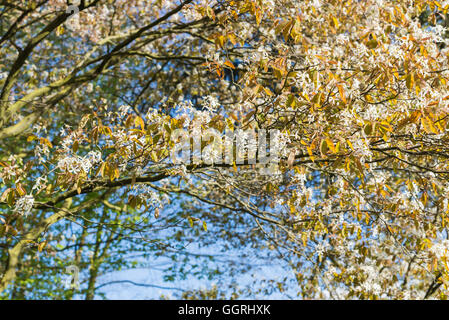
[1,0,449,300]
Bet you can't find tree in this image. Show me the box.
[1,0,449,300]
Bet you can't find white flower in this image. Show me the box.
[133,185,164,208]
[34,144,50,162]
[315,243,327,256]
[351,138,372,163]
[336,33,349,44]
[295,172,307,187]
[310,0,321,9]
[118,105,131,116]
[430,240,449,258]
[14,195,34,216]
[86,83,94,93]
[134,166,145,176]
[203,95,220,112]
[58,151,102,175]
[32,176,47,191]
[86,151,102,164]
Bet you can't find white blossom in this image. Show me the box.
[14,195,34,216]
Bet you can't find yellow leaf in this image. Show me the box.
[27,135,37,142]
[255,8,262,25]
[228,33,237,45]
[263,86,273,96]
[151,151,158,162]
[337,84,347,104]
[38,241,47,252]
[406,73,414,90]
[302,233,308,246]
[366,39,378,49]
[134,116,145,130]
[224,60,235,69]
[320,139,328,156]
[421,116,438,134]
[325,138,335,153]
[16,184,26,196]
[72,141,79,153]
[56,25,64,36]
[347,140,354,151]
[282,20,293,41]
[307,145,315,162]
[332,16,339,29]
[363,123,373,135]
[40,138,53,148]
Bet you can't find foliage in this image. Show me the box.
[1,0,449,299]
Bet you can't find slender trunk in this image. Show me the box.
[0,199,74,293]
[85,209,119,300]
[66,219,89,300]
[85,267,99,300]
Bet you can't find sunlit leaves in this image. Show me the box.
[2,0,449,300]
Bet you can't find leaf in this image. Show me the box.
[406,73,414,90]
[286,94,296,107]
[72,140,79,153]
[125,114,134,127]
[206,6,216,21]
[216,35,225,48]
[102,126,112,136]
[287,151,296,168]
[282,20,293,41]
[134,116,145,130]
[366,39,378,49]
[262,86,273,96]
[320,139,328,156]
[1,188,11,202]
[307,145,315,162]
[38,241,47,252]
[325,138,335,153]
[337,84,347,104]
[56,25,64,36]
[16,183,26,196]
[421,116,439,134]
[228,33,237,45]
[347,140,354,151]
[332,16,339,29]
[151,151,158,162]
[364,123,373,135]
[27,135,37,142]
[243,110,255,124]
[255,8,262,26]
[224,60,235,69]
[40,138,53,148]
[311,91,322,104]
